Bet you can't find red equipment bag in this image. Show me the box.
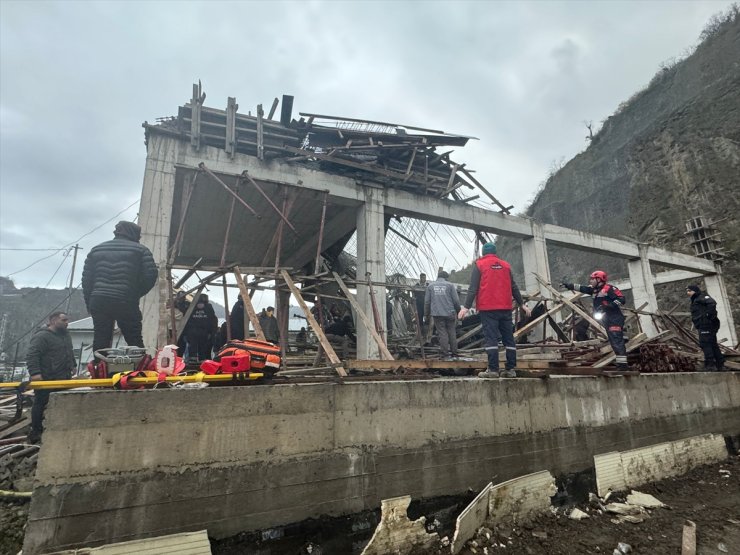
[216,339,281,374]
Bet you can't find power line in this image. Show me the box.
[6,199,139,277]
[0,248,62,251]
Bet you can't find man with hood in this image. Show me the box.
[182,293,218,361]
[81,221,158,354]
[26,312,75,443]
[686,284,725,371]
[425,269,461,359]
[458,243,531,378]
[259,306,280,344]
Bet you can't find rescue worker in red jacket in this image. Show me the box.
[562,270,628,368]
[458,243,531,378]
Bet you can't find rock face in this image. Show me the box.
[501,10,740,331]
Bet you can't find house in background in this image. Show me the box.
[67,317,126,375]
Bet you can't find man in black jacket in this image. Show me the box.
[687,284,725,371]
[26,312,75,443]
[81,221,158,354]
[182,294,218,361]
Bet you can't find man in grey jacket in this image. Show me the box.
[425,270,461,359]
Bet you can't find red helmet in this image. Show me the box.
[590,270,607,282]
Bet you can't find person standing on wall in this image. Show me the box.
[81,221,158,356]
[425,269,461,359]
[562,270,628,368]
[686,284,725,371]
[458,243,530,378]
[25,312,75,443]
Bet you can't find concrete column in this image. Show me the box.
[521,222,551,298]
[627,246,659,337]
[704,266,738,347]
[521,222,552,339]
[356,188,386,359]
[139,134,179,352]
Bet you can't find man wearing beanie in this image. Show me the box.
[458,243,531,378]
[424,269,461,359]
[686,284,725,371]
[81,221,158,358]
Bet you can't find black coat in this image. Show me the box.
[26,328,75,380]
[690,291,720,331]
[81,237,158,306]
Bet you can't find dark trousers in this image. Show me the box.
[89,297,144,353]
[185,330,213,361]
[31,388,64,438]
[603,314,627,367]
[699,329,724,369]
[434,316,458,356]
[480,310,516,370]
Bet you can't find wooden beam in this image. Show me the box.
[534,275,608,338]
[256,103,265,160]
[267,97,279,120]
[225,96,237,157]
[333,272,394,361]
[176,286,203,342]
[592,332,651,367]
[281,270,347,376]
[681,520,696,555]
[234,267,266,341]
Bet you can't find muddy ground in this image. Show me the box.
[2,453,737,555]
[456,455,740,555]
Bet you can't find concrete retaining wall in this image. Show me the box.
[24,373,740,553]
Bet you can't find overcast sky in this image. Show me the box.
[0,0,733,295]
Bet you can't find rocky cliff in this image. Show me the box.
[501,8,740,334]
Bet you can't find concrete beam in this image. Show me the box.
[627,247,659,336]
[356,188,386,359]
[543,224,639,259]
[611,269,706,292]
[645,246,716,273]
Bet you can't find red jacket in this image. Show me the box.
[465,254,523,311]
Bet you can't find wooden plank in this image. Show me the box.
[256,103,265,160]
[513,297,581,339]
[332,272,394,361]
[267,97,279,120]
[225,96,237,157]
[176,287,204,342]
[1,417,30,439]
[233,267,266,341]
[534,275,608,338]
[592,332,649,368]
[281,270,346,376]
[681,520,696,555]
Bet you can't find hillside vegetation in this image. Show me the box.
[499,7,740,333]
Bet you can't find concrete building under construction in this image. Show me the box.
[18,86,740,554]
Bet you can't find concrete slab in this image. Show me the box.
[24,373,740,554]
[488,470,557,525]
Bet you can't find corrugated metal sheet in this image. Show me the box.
[594,433,727,497]
[47,530,211,555]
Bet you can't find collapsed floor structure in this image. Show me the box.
[18,86,740,553]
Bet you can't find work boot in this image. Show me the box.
[478,369,500,379]
[500,368,517,378]
[28,430,42,445]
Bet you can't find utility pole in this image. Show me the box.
[65,244,81,313]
